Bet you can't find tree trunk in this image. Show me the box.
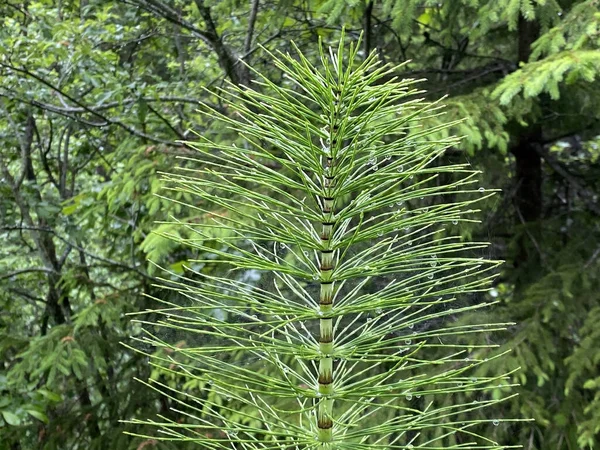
[363,1,374,57]
[511,15,542,283]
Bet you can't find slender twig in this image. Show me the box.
[244,0,260,56]
[0,225,154,281]
[0,268,56,280]
[0,63,183,145]
[515,204,546,266]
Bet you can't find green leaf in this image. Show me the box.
[1,410,21,426]
[62,203,78,216]
[37,389,62,403]
[26,409,49,424]
[138,97,148,123]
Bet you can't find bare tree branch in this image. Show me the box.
[0,225,154,281]
[0,63,183,145]
[0,268,56,280]
[536,145,600,216]
[244,0,260,56]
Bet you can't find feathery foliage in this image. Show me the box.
[126,38,520,449]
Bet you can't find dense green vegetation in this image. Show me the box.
[1,1,599,449]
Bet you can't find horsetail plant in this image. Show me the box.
[126,36,522,449]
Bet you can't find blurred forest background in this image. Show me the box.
[1,1,600,449]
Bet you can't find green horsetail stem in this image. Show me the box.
[318,220,335,441]
[318,142,337,442]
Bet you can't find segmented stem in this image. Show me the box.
[317,121,337,443]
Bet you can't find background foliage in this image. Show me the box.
[0,0,599,449]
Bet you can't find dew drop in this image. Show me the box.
[405,393,413,401]
[377,231,383,237]
[430,260,437,267]
[373,165,378,171]
[416,394,421,399]
[368,155,377,165]
[376,308,383,314]
[407,240,412,246]
[304,250,309,257]
[408,323,414,329]
[251,314,257,320]
[428,273,434,279]
[397,165,404,172]
[452,220,458,225]
[478,187,485,193]
[493,419,499,426]
[405,339,411,345]
[489,288,499,298]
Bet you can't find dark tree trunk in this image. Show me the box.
[511,15,543,282]
[363,1,374,57]
[517,15,540,64]
[512,130,543,224]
